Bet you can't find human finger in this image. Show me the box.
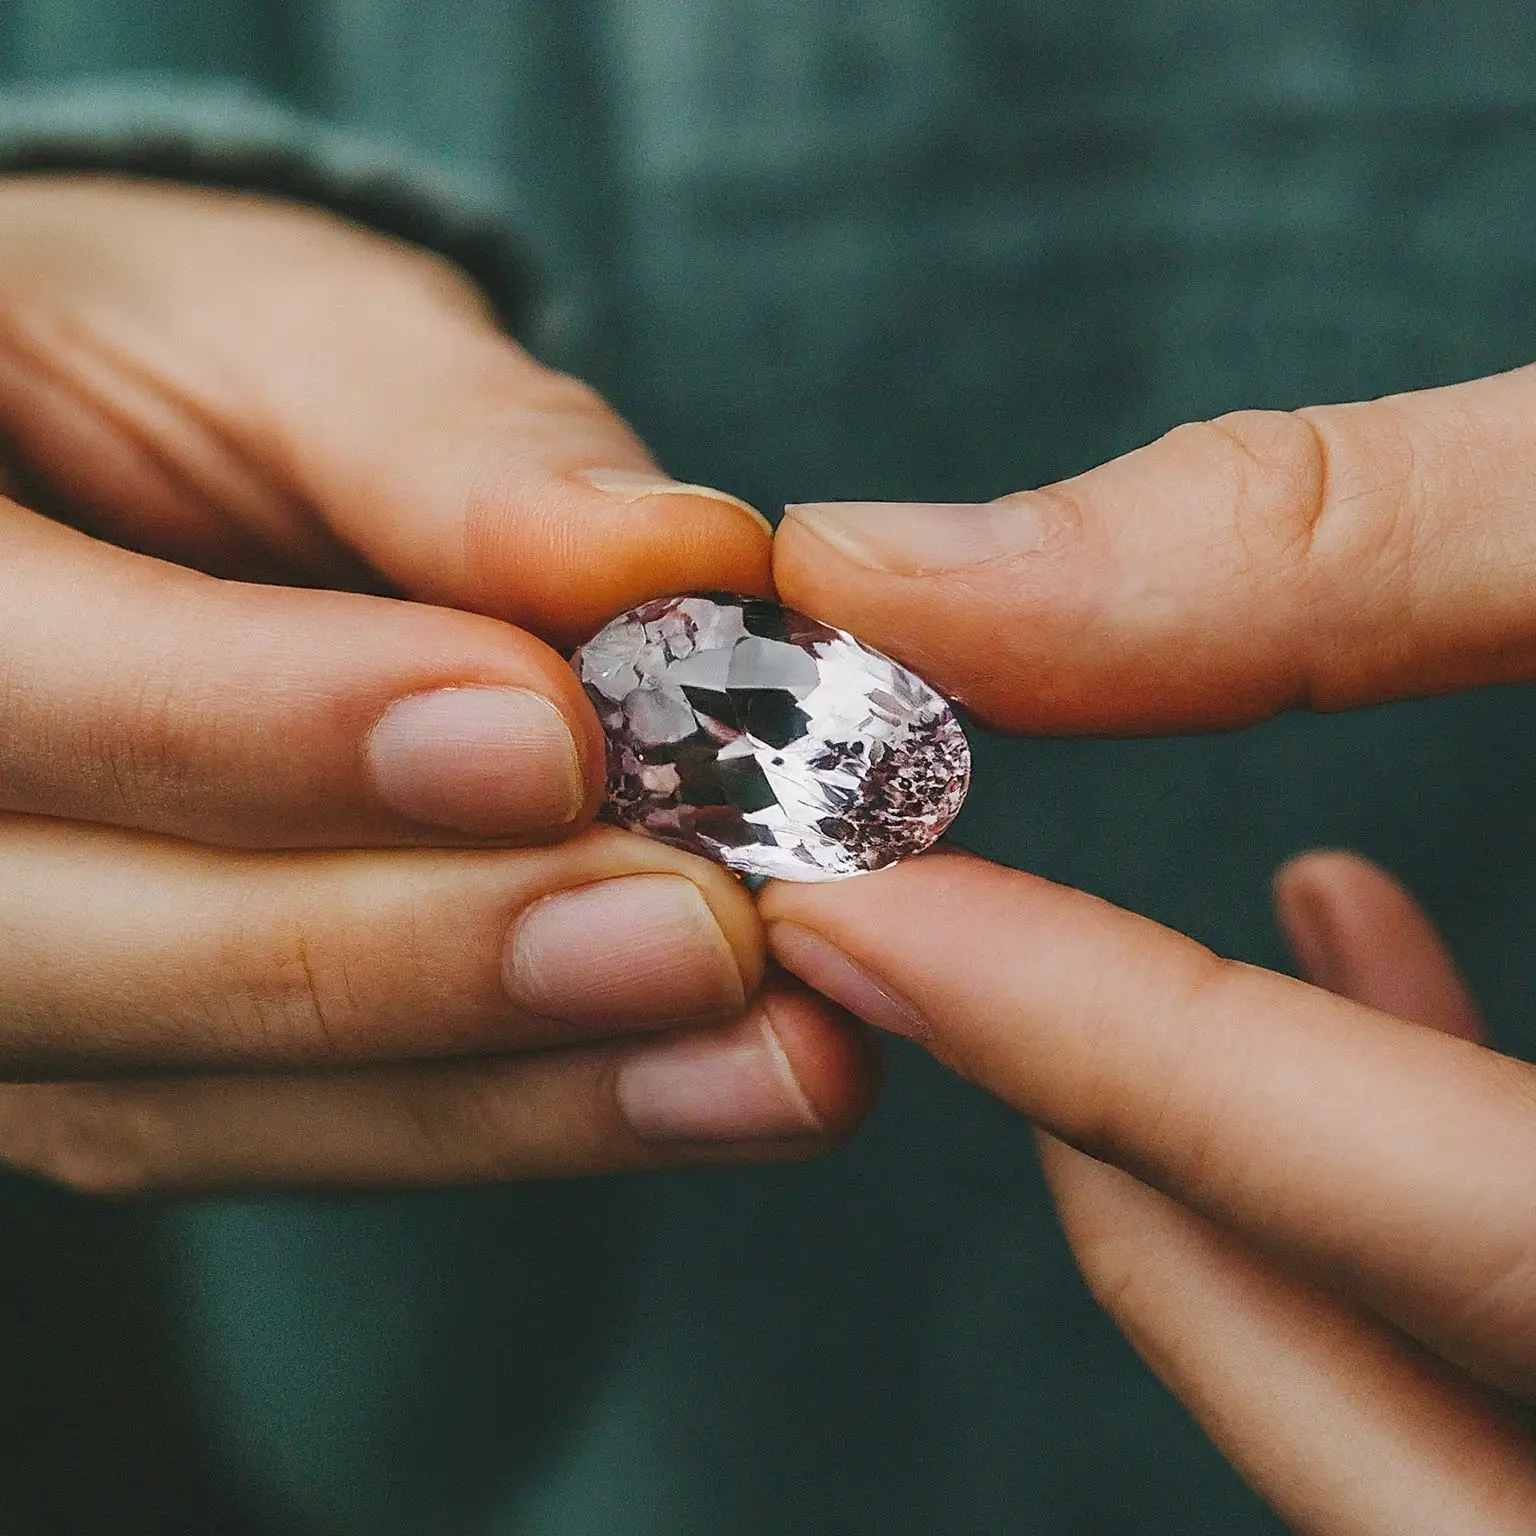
[0,497,606,846]
[1038,1142,1536,1534]
[1036,856,1535,1533]
[761,854,1536,1396]
[1272,849,1482,1040]
[0,988,876,1192]
[777,365,1536,730]
[0,822,761,1075]
[0,179,771,641]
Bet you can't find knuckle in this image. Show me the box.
[90,659,193,824]
[1171,406,1429,709]
[394,1075,505,1175]
[1142,412,1330,645]
[1287,404,1429,706]
[1173,409,1330,558]
[224,915,361,1065]
[395,1058,609,1181]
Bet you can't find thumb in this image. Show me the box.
[230,248,772,647]
[776,365,1536,730]
[0,180,771,647]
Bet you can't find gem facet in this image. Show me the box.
[572,593,970,882]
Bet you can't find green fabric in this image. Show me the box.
[4,5,1536,1532]
[0,75,532,320]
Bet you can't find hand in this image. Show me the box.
[766,853,1535,1528]
[766,370,1536,1530]
[0,176,871,1190]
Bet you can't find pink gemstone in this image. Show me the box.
[572,593,970,882]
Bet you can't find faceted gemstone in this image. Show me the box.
[572,593,970,882]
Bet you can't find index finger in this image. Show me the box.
[0,501,602,848]
[760,854,1536,1398]
[777,365,1536,731]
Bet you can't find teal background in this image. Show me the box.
[4,4,1536,1531]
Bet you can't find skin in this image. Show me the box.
[8,169,1529,1522]
[767,379,1536,1528]
[0,174,874,1190]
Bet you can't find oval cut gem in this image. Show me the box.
[572,592,970,882]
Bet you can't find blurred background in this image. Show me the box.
[4,4,1536,1531]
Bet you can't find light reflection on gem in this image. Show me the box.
[571,592,971,882]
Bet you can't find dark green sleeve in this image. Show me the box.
[0,74,531,324]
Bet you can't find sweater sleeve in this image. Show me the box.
[0,75,533,326]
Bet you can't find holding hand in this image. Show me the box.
[768,371,1536,1529]
[0,176,871,1190]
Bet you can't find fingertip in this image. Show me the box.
[772,514,1053,728]
[1271,850,1361,997]
[1271,848,1482,1040]
[759,985,883,1141]
[759,849,992,930]
[1271,847,1416,978]
[585,477,775,619]
[579,469,773,537]
[463,473,775,648]
[339,595,611,846]
[561,840,770,1014]
[759,853,1015,1073]
[677,875,765,1010]
[772,511,906,646]
[609,987,878,1151]
[1272,847,1382,904]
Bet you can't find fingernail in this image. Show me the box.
[767,922,929,1042]
[1273,872,1350,995]
[368,687,584,837]
[579,467,773,535]
[783,498,1047,575]
[506,874,746,1029]
[616,1002,822,1142]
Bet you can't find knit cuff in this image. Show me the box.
[0,75,532,325]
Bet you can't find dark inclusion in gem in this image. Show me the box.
[571,592,971,882]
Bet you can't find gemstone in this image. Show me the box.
[572,592,970,882]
